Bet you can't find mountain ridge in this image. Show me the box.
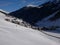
[9,1,60,26]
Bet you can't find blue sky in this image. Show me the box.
[0,0,49,12]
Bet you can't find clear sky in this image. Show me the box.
[0,0,49,12]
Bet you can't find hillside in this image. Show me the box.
[9,2,60,25]
[0,10,60,45]
[0,0,60,45]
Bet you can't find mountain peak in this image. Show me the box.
[26,4,38,7]
[0,9,9,13]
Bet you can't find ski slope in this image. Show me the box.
[0,12,6,20]
[0,10,60,45]
[0,18,60,45]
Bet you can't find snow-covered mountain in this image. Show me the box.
[8,1,60,40]
[26,4,38,7]
[9,1,60,26]
[0,1,60,44]
[0,9,9,13]
[0,9,60,45]
[0,9,8,20]
[36,9,60,27]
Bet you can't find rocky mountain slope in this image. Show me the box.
[9,1,60,26]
